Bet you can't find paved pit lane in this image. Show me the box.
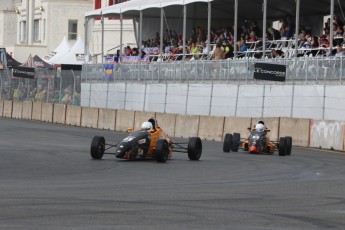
[1,117,345,230]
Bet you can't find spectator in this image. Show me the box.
[212,43,225,60]
[334,45,345,57]
[190,42,200,60]
[224,42,234,59]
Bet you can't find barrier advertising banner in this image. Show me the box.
[254,63,286,82]
[13,66,35,79]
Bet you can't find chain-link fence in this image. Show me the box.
[0,68,81,105]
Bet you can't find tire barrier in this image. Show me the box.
[1,99,344,152]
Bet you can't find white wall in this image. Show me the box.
[81,83,345,121]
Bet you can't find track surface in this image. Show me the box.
[1,117,345,230]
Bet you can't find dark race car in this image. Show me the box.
[223,127,292,156]
[90,118,202,162]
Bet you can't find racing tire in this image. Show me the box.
[231,132,241,152]
[223,133,233,153]
[90,136,105,160]
[285,136,292,156]
[188,137,202,161]
[278,137,287,156]
[155,139,169,163]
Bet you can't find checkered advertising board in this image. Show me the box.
[254,63,286,82]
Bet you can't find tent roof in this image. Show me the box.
[53,36,85,65]
[85,0,343,21]
[33,55,54,69]
[6,53,22,68]
[46,36,72,64]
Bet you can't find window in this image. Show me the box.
[43,19,46,41]
[68,20,78,40]
[94,0,101,9]
[20,21,27,43]
[34,19,40,42]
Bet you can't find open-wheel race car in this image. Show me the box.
[90,118,202,162]
[223,123,292,156]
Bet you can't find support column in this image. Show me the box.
[330,0,334,52]
[294,0,300,58]
[160,8,164,58]
[207,1,211,56]
[262,0,267,57]
[120,13,123,55]
[234,0,238,58]
[139,10,143,59]
[183,5,187,61]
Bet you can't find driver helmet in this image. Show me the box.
[258,120,265,125]
[255,123,265,132]
[141,121,153,131]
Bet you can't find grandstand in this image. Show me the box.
[81,0,345,121]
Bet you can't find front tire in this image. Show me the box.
[188,137,202,160]
[155,139,169,162]
[223,133,233,152]
[279,137,287,156]
[231,132,241,152]
[285,136,292,155]
[91,136,105,159]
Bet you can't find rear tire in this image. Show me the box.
[188,137,202,160]
[231,132,241,152]
[223,133,233,152]
[279,137,287,156]
[155,139,169,163]
[285,136,292,156]
[91,136,105,160]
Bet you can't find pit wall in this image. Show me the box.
[0,99,344,152]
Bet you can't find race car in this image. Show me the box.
[90,118,202,162]
[223,125,292,156]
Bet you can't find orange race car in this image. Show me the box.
[90,118,202,162]
[223,123,292,156]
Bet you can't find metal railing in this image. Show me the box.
[81,56,345,84]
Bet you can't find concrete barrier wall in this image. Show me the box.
[0,100,4,117]
[32,102,42,120]
[41,103,54,123]
[3,100,13,118]
[310,120,344,151]
[98,108,116,130]
[155,113,176,137]
[134,111,156,131]
[279,117,310,147]
[3,98,345,153]
[81,107,99,128]
[53,104,66,124]
[115,110,135,132]
[198,116,225,141]
[66,106,81,126]
[175,115,200,138]
[223,117,252,141]
[12,101,23,119]
[22,101,33,120]
[0,100,3,116]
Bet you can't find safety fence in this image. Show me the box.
[0,69,81,105]
[0,99,344,152]
[82,56,345,84]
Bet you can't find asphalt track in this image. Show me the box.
[1,117,345,230]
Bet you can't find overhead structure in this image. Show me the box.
[85,0,343,60]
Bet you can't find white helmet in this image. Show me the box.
[255,123,264,132]
[141,121,153,131]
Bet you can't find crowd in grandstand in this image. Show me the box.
[109,15,345,63]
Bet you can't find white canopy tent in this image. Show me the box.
[85,0,344,62]
[53,36,85,65]
[45,36,72,65]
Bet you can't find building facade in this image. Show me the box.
[0,0,93,62]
